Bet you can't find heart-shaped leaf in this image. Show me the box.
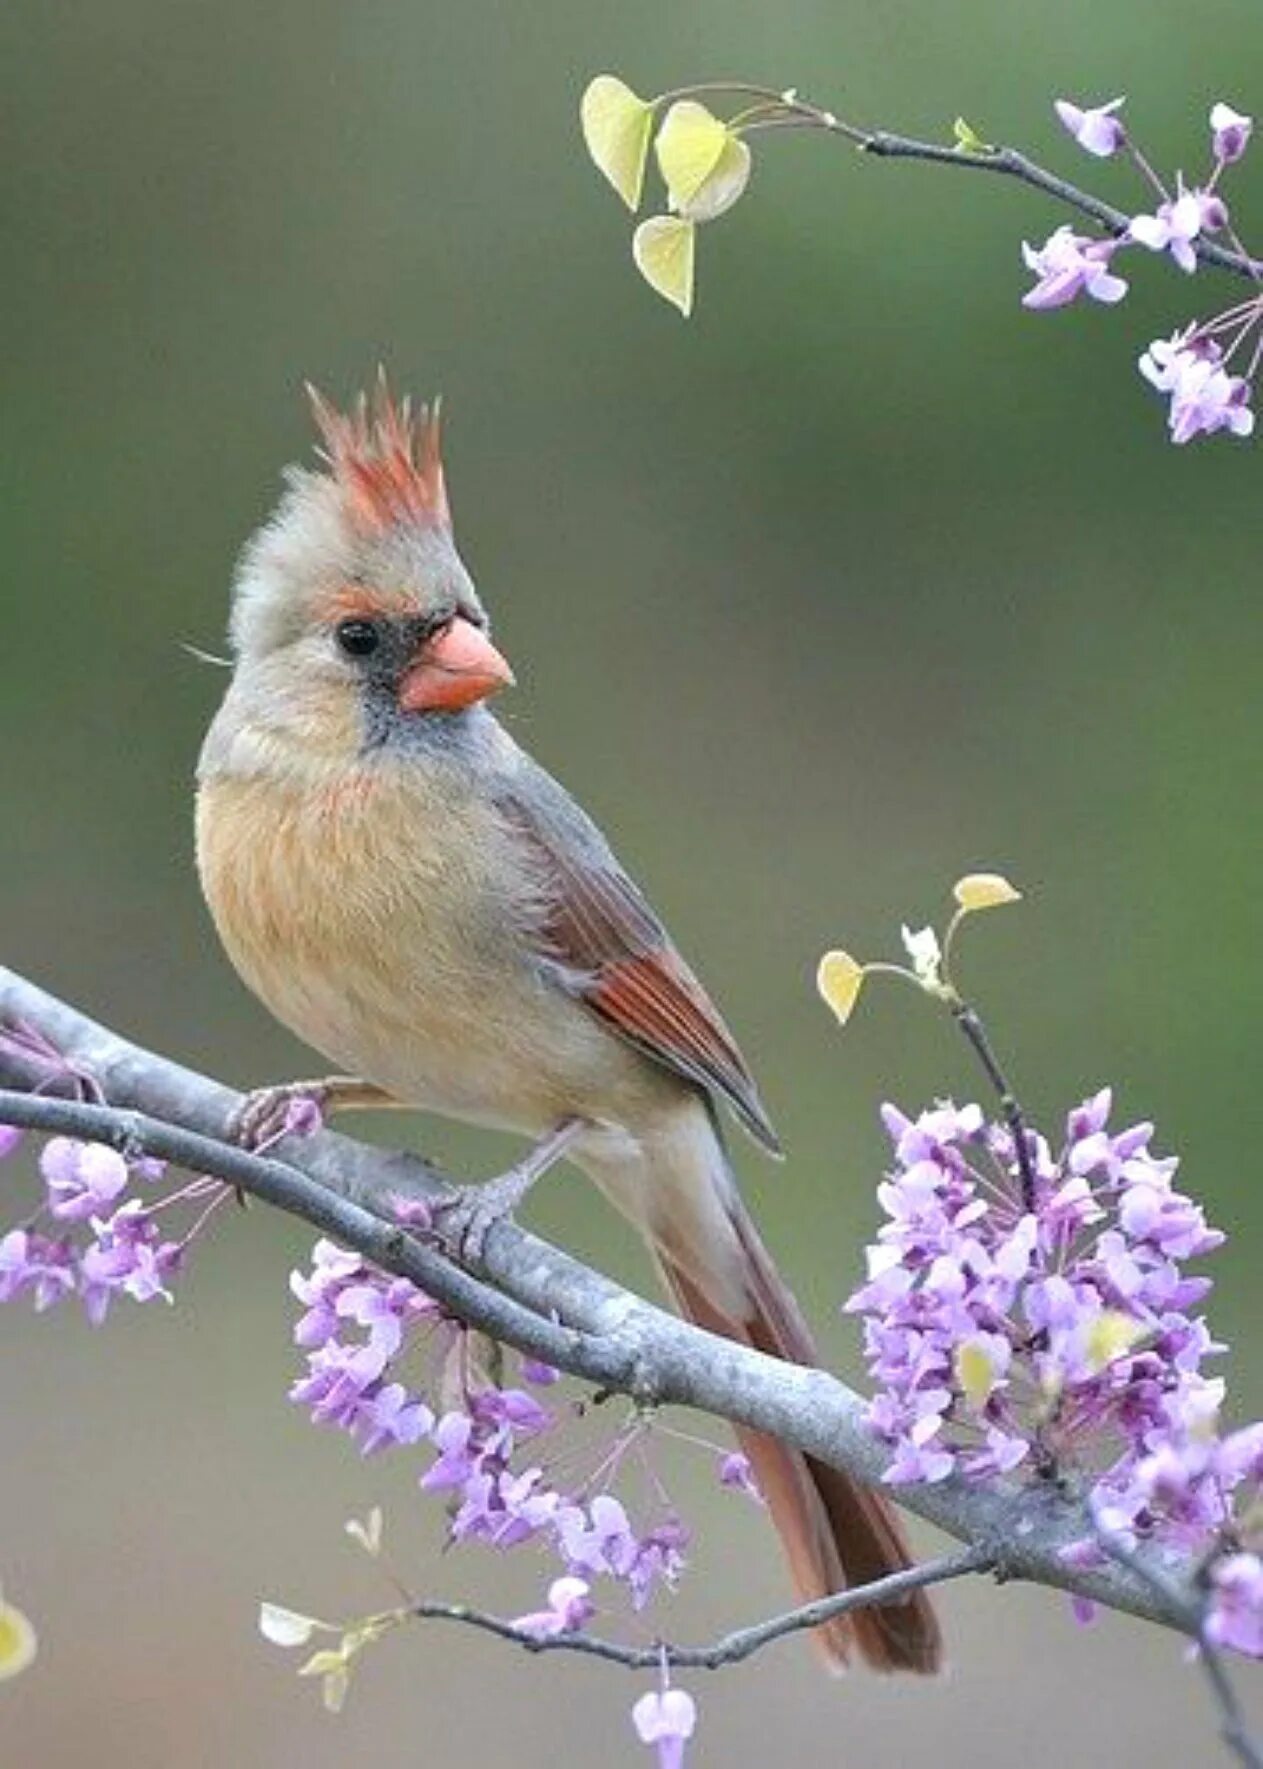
[581,75,655,210]
[632,216,696,316]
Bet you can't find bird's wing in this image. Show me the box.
[496,758,781,1154]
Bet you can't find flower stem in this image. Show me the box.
[948,999,1038,1212]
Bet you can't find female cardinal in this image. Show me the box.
[195,378,940,1673]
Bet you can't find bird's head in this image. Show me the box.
[224,375,513,755]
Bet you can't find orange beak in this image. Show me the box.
[397,616,515,714]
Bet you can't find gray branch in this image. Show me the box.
[0,964,1232,1641]
[407,1545,992,1671]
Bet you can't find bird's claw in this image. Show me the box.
[431,1119,585,1266]
[229,1082,328,1152]
[432,1168,537,1266]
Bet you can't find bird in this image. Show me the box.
[195,375,941,1674]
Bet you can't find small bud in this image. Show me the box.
[952,116,992,155]
[344,1506,384,1557]
[1210,101,1252,166]
[901,924,943,990]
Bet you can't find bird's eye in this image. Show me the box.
[334,618,382,658]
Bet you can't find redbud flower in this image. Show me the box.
[0,1228,76,1310]
[1054,96,1127,158]
[512,1576,595,1639]
[1139,333,1255,444]
[1130,184,1226,274]
[632,1683,697,1769]
[1207,1555,1263,1657]
[40,1137,129,1222]
[1021,227,1128,310]
[718,1451,762,1501]
[1211,102,1253,166]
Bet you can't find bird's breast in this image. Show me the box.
[195,758,652,1133]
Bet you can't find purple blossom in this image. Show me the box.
[717,1451,762,1502]
[559,1493,639,1578]
[1211,102,1252,166]
[1139,332,1255,444]
[0,1228,76,1310]
[850,1095,1247,1554]
[40,1137,130,1222]
[1207,1555,1263,1657]
[1021,227,1129,310]
[853,1090,1263,1653]
[78,1202,181,1324]
[0,1124,23,1160]
[1129,185,1227,273]
[632,1684,697,1769]
[512,1576,594,1639]
[520,1356,561,1387]
[353,1382,433,1455]
[1054,96,1127,158]
[422,1412,479,1491]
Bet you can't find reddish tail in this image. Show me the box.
[648,1130,942,1673]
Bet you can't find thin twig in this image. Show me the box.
[656,80,1262,281]
[1100,1534,1263,1769]
[949,999,1038,1212]
[410,1545,992,1671]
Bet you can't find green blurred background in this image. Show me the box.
[4,0,1263,1762]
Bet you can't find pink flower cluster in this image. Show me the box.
[290,1235,693,1611]
[847,1089,1262,1655]
[0,1130,205,1324]
[1022,95,1261,444]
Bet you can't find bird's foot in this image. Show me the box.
[229,1075,398,1151]
[230,1080,333,1152]
[434,1118,585,1266]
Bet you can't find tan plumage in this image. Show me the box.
[195,378,941,1673]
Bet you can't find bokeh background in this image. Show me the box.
[4,1,1263,1763]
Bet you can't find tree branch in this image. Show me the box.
[664,81,1261,280]
[408,1545,992,1672]
[0,965,1224,1640]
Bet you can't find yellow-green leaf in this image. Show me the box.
[580,76,655,210]
[0,1597,37,1681]
[1084,1311,1146,1373]
[655,100,729,209]
[953,872,1023,913]
[299,1647,349,1679]
[954,1339,998,1409]
[632,216,696,316]
[817,950,865,1026]
[953,116,993,155]
[260,1603,326,1648]
[679,133,752,223]
[320,1664,351,1713]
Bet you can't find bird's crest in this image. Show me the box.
[306,371,450,534]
